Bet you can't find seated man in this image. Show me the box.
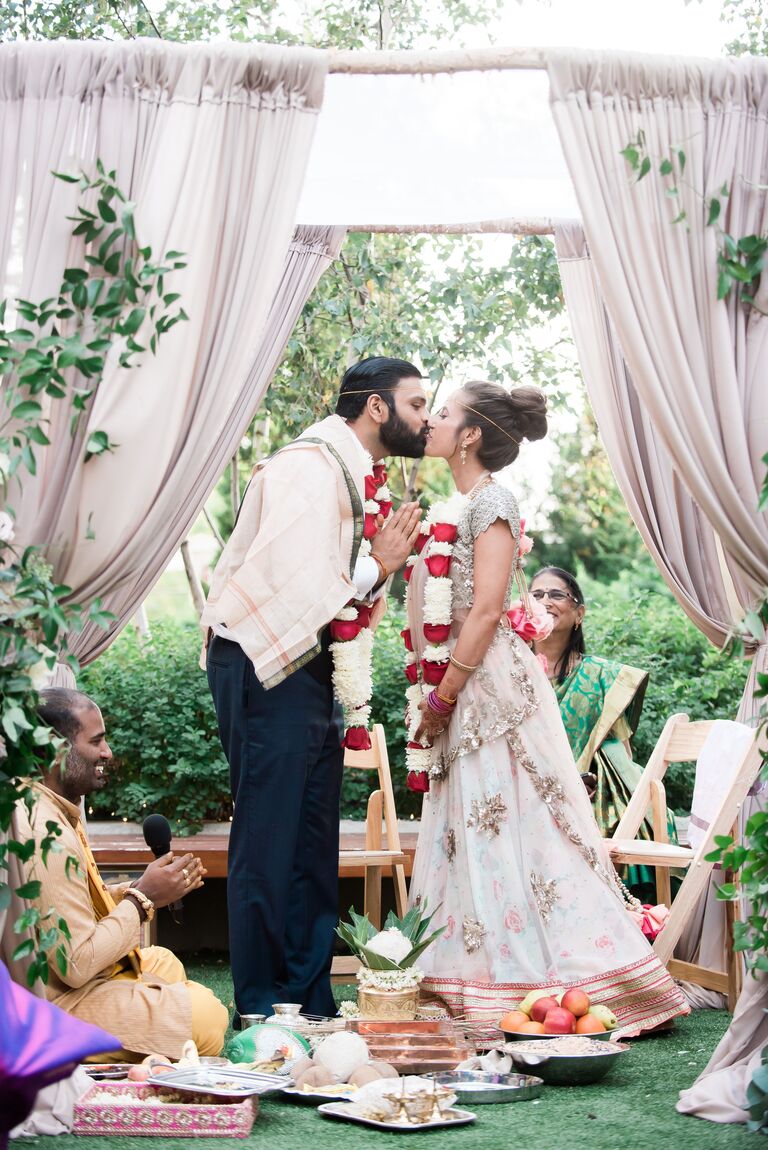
[15,688,228,1061]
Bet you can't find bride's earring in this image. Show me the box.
[460,443,468,465]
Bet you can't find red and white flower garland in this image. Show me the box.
[329,462,391,751]
[402,501,553,790]
[402,493,465,791]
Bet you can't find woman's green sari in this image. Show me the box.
[554,654,671,900]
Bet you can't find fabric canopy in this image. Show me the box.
[296,70,579,224]
[0,38,335,662]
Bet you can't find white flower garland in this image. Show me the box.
[356,966,424,992]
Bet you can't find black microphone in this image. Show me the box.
[142,814,184,923]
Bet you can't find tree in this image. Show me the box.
[534,405,652,581]
[721,0,768,56]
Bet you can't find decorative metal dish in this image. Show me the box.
[504,1037,631,1085]
[146,1066,289,1099]
[429,1070,544,1104]
[83,1063,134,1081]
[317,1101,476,1130]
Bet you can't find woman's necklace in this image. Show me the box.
[464,471,492,499]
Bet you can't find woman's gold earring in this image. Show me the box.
[460,443,467,465]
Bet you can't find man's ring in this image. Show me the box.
[182,867,189,880]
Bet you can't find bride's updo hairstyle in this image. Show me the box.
[460,381,548,471]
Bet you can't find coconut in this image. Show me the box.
[289,1055,315,1077]
[314,1031,370,1081]
[368,1060,399,1079]
[348,1065,385,1087]
[294,1065,336,1089]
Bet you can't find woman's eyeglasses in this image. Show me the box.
[531,588,579,604]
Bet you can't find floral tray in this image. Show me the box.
[73,1081,257,1137]
[318,1102,476,1131]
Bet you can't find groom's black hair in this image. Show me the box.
[335,356,422,421]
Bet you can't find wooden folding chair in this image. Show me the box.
[333,723,409,980]
[610,713,764,1011]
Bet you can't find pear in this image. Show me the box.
[518,987,565,1017]
[588,1004,618,1029]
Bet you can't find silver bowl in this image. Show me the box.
[430,1070,543,1104]
[504,1039,631,1085]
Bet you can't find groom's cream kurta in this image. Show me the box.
[201,414,373,686]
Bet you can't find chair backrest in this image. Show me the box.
[612,714,718,841]
[344,723,402,854]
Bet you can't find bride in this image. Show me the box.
[406,381,688,1034]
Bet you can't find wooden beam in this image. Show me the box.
[328,45,548,75]
[345,218,554,236]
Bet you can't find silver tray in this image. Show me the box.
[146,1066,289,1098]
[318,1102,476,1131]
[429,1070,544,1104]
[281,1083,360,1103]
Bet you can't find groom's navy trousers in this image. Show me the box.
[207,632,343,1019]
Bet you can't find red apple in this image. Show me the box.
[530,995,560,1023]
[560,988,591,1018]
[543,1007,576,1034]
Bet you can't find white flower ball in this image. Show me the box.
[366,927,412,964]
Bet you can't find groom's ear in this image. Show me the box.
[365,393,389,425]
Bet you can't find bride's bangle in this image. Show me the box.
[449,654,479,673]
[427,689,456,714]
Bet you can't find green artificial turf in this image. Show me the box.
[29,958,760,1150]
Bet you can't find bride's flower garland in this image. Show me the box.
[402,498,553,791]
[330,462,392,751]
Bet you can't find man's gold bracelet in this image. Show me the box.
[449,654,480,673]
[125,886,155,923]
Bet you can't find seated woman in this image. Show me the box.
[531,567,673,901]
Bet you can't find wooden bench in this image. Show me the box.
[89,826,417,882]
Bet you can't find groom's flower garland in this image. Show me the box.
[402,498,553,792]
[330,462,392,752]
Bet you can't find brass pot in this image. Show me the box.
[357,986,419,1020]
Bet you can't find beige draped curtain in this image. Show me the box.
[548,51,768,629]
[1,39,339,662]
[548,49,768,1123]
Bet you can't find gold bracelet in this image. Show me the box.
[125,886,155,923]
[371,554,389,585]
[449,653,480,673]
[436,688,458,706]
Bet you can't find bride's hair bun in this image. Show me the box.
[505,386,548,445]
[461,381,548,471]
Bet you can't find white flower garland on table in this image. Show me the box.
[356,966,424,992]
[330,461,390,751]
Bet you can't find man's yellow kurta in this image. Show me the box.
[16,783,227,1058]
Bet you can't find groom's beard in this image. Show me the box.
[380,409,427,458]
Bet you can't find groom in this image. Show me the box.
[201,357,427,1021]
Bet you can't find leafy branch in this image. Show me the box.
[0,164,187,984]
[621,132,768,307]
[0,161,187,478]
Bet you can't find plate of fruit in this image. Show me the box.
[499,987,618,1041]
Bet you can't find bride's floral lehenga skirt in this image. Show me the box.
[409,625,689,1036]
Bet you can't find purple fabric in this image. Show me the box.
[0,960,118,1142]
